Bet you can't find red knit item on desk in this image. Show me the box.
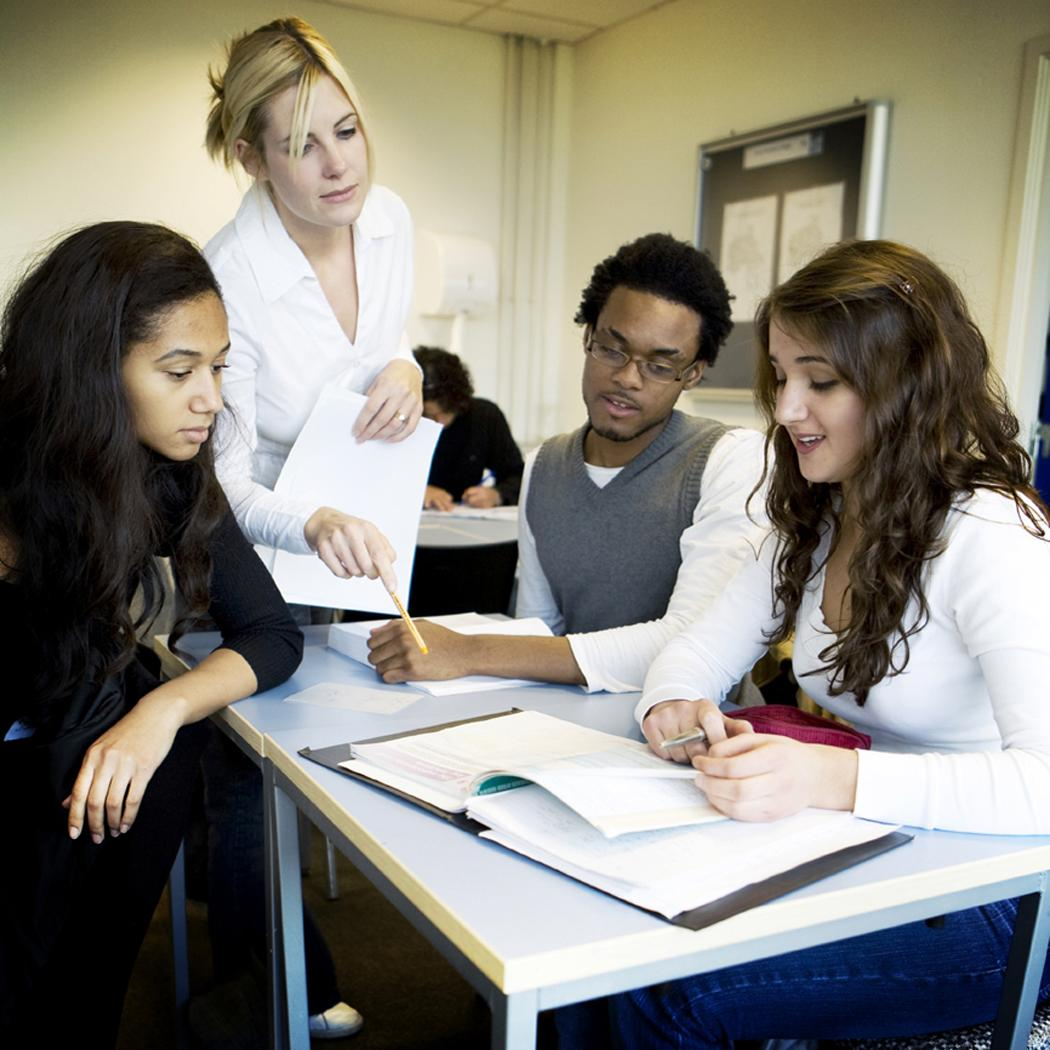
[730,705,871,750]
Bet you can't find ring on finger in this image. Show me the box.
[395,412,408,427]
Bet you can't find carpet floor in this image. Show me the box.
[116,825,494,1049]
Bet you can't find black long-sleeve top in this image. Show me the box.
[1,489,302,732]
[427,397,524,505]
[182,505,303,689]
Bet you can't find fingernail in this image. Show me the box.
[91,832,103,845]
[110,827,119,837]
[120,823,130,835]
[69,826,80,840]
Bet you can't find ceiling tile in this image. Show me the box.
[465,8,594,42]
[328,0,486,24]
[503,0,661,25]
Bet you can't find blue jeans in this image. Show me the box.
[556,900,1050,1049]
[201,727,341,1015]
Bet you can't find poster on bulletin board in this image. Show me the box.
[695,101,891,398]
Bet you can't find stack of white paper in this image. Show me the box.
[328,613,553,695]
[470,788,898,919]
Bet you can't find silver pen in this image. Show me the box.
[659,726,708,749]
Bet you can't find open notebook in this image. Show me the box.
[328,613,553,695]
[301,709,910,929]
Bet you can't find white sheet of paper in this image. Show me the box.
[778,181,845,282]
[266,385,441,614]
[328,613,553,695]
[474,788,897,918]
[284,681,423,714]
[720,195,778,322]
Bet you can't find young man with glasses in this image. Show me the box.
[368,233,767,692]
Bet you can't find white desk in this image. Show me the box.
[226,636,1050,1050]
[417,509,519,549]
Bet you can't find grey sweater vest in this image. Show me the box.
[527,410,729,634]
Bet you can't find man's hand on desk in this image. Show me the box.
[368,624,588,686]
[367,620,472,681]
[423,485,456,512]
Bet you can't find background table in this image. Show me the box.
[410,509,520,616]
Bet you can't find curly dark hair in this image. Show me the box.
[754,239,1048,704]
[413,346,474,417]
[0,222,227,725]
[574,233,733,365]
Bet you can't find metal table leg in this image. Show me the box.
[490,989,539,1050]
[993,873,1050,1050]
[264,758,310,1050]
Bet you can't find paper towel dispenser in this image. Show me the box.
[415,231,498,315]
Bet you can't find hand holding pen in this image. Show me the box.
[643,698,753,763]
[462,469,501,509]
[388,589,428,654]
[659,726,708,749]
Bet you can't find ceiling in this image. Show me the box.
[318,0,671,44]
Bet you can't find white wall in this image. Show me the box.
[0,0,507,393]
[6,1,1050,443]
[558,0,1050,434]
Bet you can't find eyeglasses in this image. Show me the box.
[584,338,700,384]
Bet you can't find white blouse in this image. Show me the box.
[205,182,414,552]
[638,488,1050,835]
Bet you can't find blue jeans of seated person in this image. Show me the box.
[201,727,342,1015]
[555,899,1050,1049]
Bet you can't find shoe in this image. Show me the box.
[308,1001,364,1039]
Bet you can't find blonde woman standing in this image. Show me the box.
[205,15,420,588]
[197,17,421,1039]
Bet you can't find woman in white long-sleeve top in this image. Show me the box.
[558,240,1050,1048]
[204,15,419,589]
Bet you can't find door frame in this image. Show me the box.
[998,32,1050,455]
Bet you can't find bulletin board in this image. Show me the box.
[694,101,891,398]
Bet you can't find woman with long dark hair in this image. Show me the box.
[0,222,302,1045]
[563,240,1050,1046]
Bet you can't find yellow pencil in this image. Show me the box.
[389,590,429,654]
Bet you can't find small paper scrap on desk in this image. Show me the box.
[284,682,423,714]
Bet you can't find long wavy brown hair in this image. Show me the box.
[754,239,1047,704]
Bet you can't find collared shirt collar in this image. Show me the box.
[234,182,394,304]
[354,183,394,245]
